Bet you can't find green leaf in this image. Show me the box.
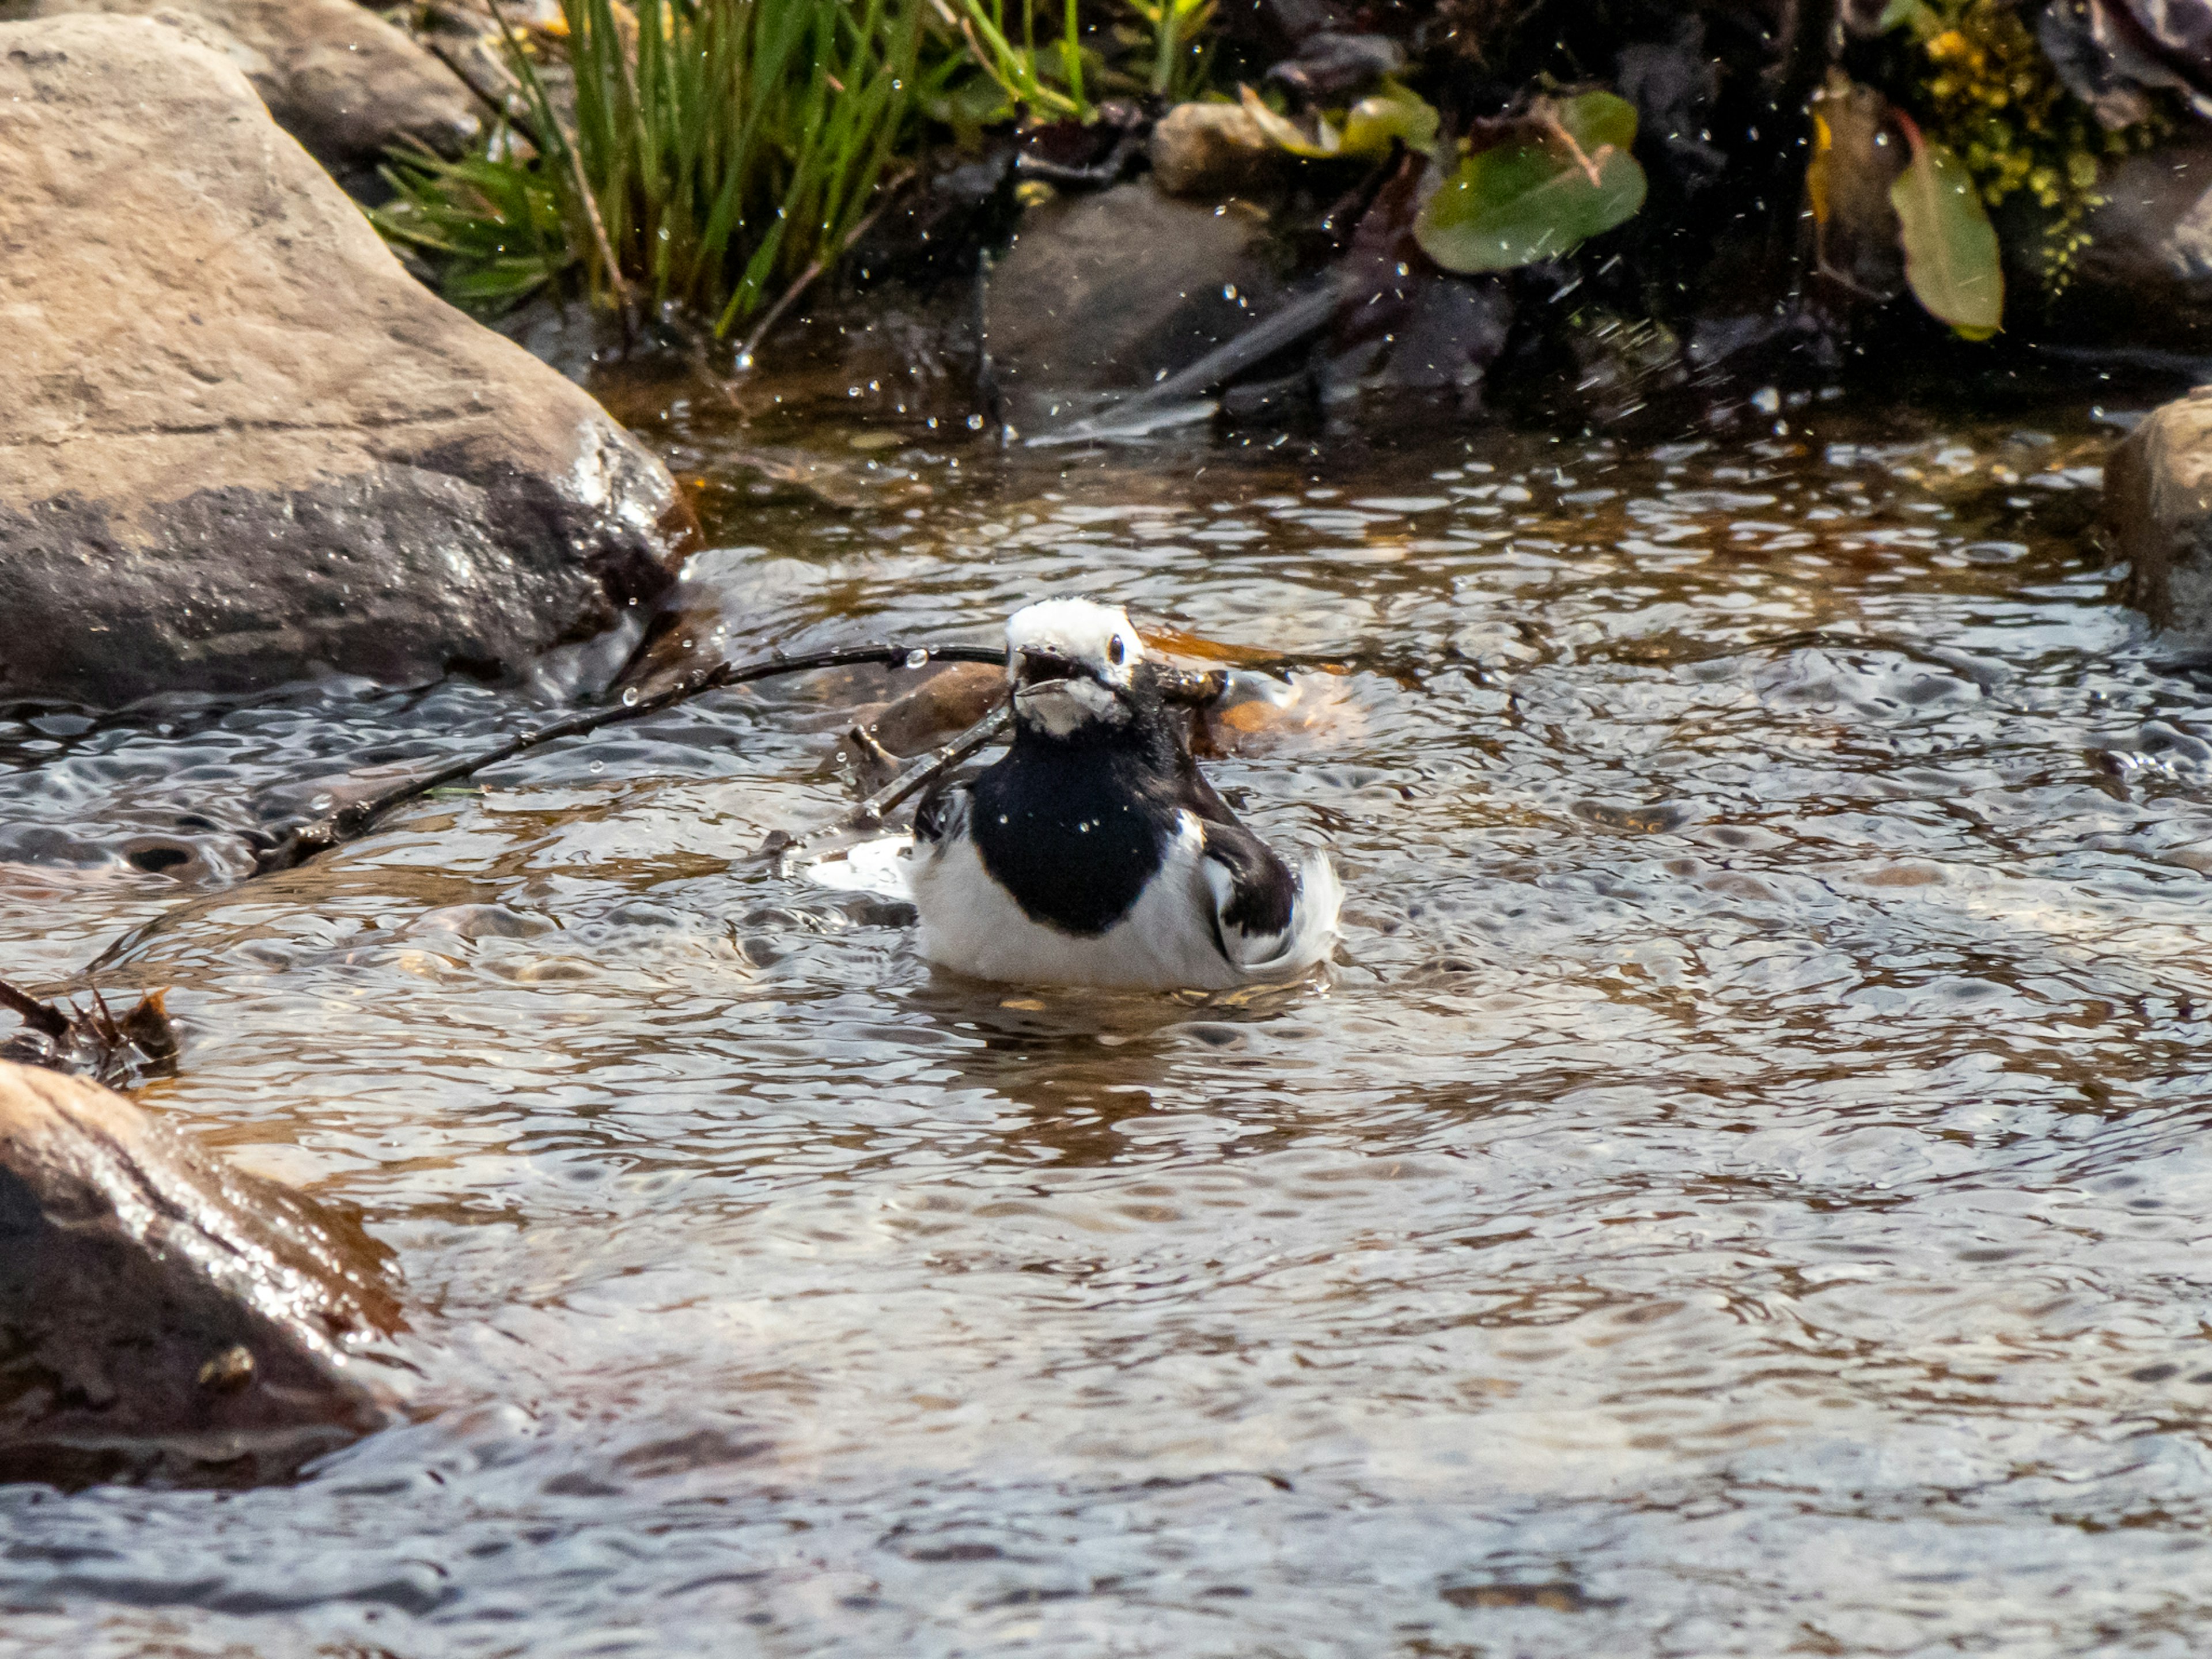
[444,256,560,312]
[1238,83,1336,158]
[1890,138,2003,336]
[1877,0,1940,36]
[1239,79,1439,161]
[1413,92,1647,274]
[1334,80,1440,158]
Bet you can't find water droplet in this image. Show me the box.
[967,413,985,430]
[622,687,641,707]
[589,760,604,773]
[906,647,929,669]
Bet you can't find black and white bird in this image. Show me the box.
[904,599,1340,990]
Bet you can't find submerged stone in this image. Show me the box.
[0,15,692,708]
[0,1059,402,1488]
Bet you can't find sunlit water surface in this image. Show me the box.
[6,385,2212,1657]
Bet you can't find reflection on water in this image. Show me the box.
[12,385,2212,1656]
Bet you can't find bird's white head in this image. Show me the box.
[1004,598,1147,738]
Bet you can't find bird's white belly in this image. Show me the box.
[907,816,1246,991]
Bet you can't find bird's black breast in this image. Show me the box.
[967,745,1175,935]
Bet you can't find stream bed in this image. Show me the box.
[6,372,2212,1656]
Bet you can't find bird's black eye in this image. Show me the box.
[1108,635,1126,665]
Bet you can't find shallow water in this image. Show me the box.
[9,377,2212,1656]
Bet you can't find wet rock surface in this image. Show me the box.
[0,15,690,709]
[1,0,479,181]
[2109,384,2212,635]
[1148,101,1286,199]
[982,181,1289,426]
[2062,145,2212,348]
[0,1059,400,1489]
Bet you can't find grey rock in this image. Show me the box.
[1149,102,1284,200]
[0,17,691,707]
[2061,144,2212,348]
[2108,387,2212,636]
[1616,22,1727,197]
[2039,0,2212,127]
[2,0,480,171]
[1370,276,1512,394]
[1265,31,1403,104]
[0,1058,402,1488]
[1218,0,1350,55]
[982,183,1287,425]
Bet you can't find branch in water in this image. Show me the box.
[0,979,177,1086]
[249,642,1009,876]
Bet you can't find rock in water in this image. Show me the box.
[1148,103,1284,200]
[0,1059,401,1488]
[0,15,692,707]
[2108,390,2212,638]
[1,0,480,179]
[2060,145,2212,351]
[982,181,1287,427]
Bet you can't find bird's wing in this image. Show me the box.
[912,772,970,846]
[1196,817,1340,978]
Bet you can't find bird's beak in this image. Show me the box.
[1012,648,1080,689]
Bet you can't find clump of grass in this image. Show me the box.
[945,0,1090,119]
[945,0,1217,118]
[1123,0,1215,101]
[372,0,1225,334]
[375,0,939,332]
[371,140,575,313]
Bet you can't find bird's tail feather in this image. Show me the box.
[1240,851,1342,980]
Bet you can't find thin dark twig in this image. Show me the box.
[865,705,1012,820]
[250,642,1008,876]
[0,979,69,1039]
[777,701,1013,862]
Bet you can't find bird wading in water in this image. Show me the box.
[904,599,1342,990]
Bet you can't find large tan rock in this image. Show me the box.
[0,15,690,706]
[1,0,479,172]
[2108,389,2212,637]
[0,1059,401,1487]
